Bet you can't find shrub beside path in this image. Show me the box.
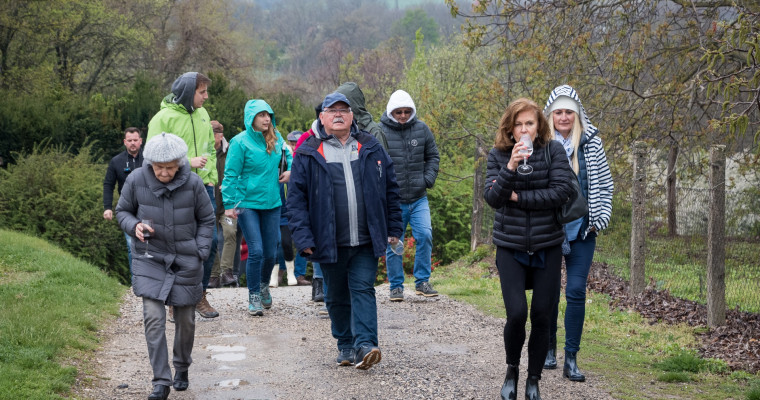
[75,284,614,399]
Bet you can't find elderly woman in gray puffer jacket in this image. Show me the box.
[116,132,215,400]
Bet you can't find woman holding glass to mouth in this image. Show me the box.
[484,98,576,400]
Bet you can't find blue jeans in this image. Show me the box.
[125,232,133,283]
[321,245,378,350]
[549,232,596,353]
[238,207,280,294]
[202,186,218,290]
[385,196,433,289]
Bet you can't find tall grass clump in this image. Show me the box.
[0,142,130,283]
[0,229,124,398]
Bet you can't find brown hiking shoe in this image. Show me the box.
[220,269,237,287]
[296,275,311,286]
[196,291,219,318]
[208,276,221,288]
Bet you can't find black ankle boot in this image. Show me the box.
[525,375,541,400]
[563,351,586,382]
[500,364,518,400]
[543,334,557,369]
[147,384,170,400]
[173,369,189,391]
[313,278,324,302]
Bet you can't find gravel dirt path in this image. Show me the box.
[75,284,615,399]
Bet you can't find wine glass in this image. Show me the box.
[517,134,534,175]
[389,237,404,256]
[199,142,214,171]
[140,219,154,258]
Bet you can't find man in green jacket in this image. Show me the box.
[147,71,220,319]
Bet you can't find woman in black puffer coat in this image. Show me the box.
[484,98,576,400]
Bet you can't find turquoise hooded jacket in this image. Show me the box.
[221,100,291,210]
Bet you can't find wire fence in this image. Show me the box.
[642,186,760,313]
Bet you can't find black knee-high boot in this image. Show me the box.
[500,364,518,400]
[525,375,541,400]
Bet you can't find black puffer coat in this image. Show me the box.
[484,141,576,252]
[380,113,440,203]
[116,161,215,306]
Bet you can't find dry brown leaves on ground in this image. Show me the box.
[587,261,760,373]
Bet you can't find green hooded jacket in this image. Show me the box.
[147,73,217,185]
[221,99,291,210]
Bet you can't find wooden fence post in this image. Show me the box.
[630,141,647,295]
[707,144,726,327]
[667,144,678,236]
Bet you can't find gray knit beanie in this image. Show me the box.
[143,133,188,163]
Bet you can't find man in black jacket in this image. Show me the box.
[103,127,144,278]
[380,90,440,302]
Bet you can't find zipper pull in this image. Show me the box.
[377,160,382,179]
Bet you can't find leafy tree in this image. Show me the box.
[392,9,440,46]
[446,0,760,190]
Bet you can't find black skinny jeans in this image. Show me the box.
[496,245,562,377]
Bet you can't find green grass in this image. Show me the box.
[431,255,760,400]
[0,229,125,399]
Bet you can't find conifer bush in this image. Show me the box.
[0,143,129,283]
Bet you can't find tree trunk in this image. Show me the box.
[470,138,487,251]
[666,144,678,236]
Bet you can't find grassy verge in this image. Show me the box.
[0,229,125,399]
[432,255,760,400]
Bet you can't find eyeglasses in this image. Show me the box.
[392,109,413,116]
[324,108,351,116]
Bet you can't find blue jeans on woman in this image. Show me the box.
[237,207,280,294]
[321,245,378,350]
[385,196,433,289]
[549,232,596,353]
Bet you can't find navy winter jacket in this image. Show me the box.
[287,128,403,264]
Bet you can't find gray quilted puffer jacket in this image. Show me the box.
[116,160,215,306]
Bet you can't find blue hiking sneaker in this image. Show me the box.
[260,284,272,309]
[336,348,355,366]
[248,293,264,316]
[355,346,382,370]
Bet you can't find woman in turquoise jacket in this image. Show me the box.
[222,99,291,316]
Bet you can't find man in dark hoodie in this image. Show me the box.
[147,72,220,319]
[287,92,403,370]
[336,82,387,149]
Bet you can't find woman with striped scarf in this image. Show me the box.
[543,85,614,382]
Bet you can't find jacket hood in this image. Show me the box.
[385,90,417,123]
[243,99,276,137]
[543,85,598,139]
[171,72,199,114]
[336,82,375,130]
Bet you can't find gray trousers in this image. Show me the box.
[142,298,196,386]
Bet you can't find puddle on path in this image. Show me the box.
[216,379,249,387]
[211,352,246,362]
[206,345,246,352]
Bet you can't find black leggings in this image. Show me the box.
[496,245,561,377]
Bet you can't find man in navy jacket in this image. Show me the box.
[287,92,403,370]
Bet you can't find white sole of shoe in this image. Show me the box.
[355,348,381,370]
